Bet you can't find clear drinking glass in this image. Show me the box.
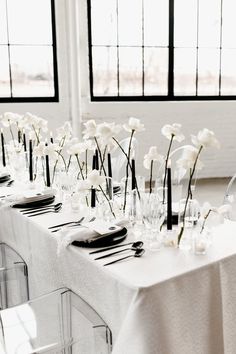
[141,192,165,250]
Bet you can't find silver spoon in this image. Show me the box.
[103,248,145,266]
[94,241,143,260]
[89,241,143,255]
[22,203,62,215]
[27,205,62,217]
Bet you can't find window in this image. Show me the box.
[88,0,236,101]
[0,0,58,102]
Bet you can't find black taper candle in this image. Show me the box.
[107,153,112,178]
[91,155,96,207]
[167,161,172,230]
[1,129,6,167]
[23,131,27,152]
[29,140,33,181]
[18,129,21,144]
[95,149,99,170]
[131,159,136,190]
[45,143,51,187]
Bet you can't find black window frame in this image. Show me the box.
[87,0,236,102]
[0,0,59,103]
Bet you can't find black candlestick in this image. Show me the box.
[91,154,96,207]
[107,153,112,178]
[95,149,99,170]
[45,143,51,187]
[29,140,33,181]
[131,159,136,190]
[1,130,6,167]
[23,132,27,152]
[167,164,172,230]
[107,153,113,200]
[18,129,21,144]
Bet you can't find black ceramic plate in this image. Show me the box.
[72,227,128,248]
[11,196,55,208]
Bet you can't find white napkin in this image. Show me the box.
[57,219,129,255]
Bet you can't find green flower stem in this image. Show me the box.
[112,135,140,200]
[52,135,66,183]
[99,185,116,219]
[149,160,154,194]
[9,120,16,146]
[94,137,107,177]
[200,209,212,234]
[178,145,203,245]
[57,151,67,171]
[85,149,88,178]
[75,154,85,180]
[123,130,135,212]
[163,134,174,203]
[67,155,72,173]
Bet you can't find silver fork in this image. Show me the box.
[51,217,96,233]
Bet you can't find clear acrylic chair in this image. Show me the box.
[223,174,236,220]
[111,137,138,182]
[0,287,112,354]
[0,243,29,310]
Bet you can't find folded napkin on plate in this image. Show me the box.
[57,219,129,255]
[11,192,55,208]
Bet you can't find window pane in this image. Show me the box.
[92,47,117,96]
[174,48,196,95]
[118,0,142,46]
[198,0,221,48]
[0,46,10,97]
[119,47,142,95]
[144,48,168,95]
[222,0,236,48]
[10,46,54,97]
[221,49,236,95]
[0,0,8,44]
[144,0,168,47]
[174,0,197,48]
[7,0,52,45]
[91,0,117,46]
[197,48,220,95]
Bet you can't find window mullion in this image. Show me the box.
[168,0,174,97]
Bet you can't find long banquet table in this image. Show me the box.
[1,195,236,354]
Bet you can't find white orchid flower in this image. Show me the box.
[0,112,22,127]
[191,128,220,149]
[123,117,145,133]
[161,123,185,142]
[33,142,45,157]
[83,120,97,139]
[176,145,204,171]
[56,121,72,141]
[87,170,106,188]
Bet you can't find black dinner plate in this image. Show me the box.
[11,195,55,208]
[72,227,128,248]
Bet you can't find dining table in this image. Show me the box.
[0,184,236,354]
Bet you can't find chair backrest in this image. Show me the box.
[0,243,29,310]
[223,174,236,220]
[0,287,112,354]
[111,137,138,182]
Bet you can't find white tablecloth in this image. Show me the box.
[1,199,236,354]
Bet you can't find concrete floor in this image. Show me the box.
[194,177,231,207]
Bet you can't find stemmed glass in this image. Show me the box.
[141,192,165,250]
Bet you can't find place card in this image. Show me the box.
[82,220,122,235]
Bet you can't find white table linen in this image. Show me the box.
[1,199,236,354]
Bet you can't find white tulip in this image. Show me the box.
[83,139,96,151]
[191,128,220,149]
[56,121,72,140]
[44,143,59,160]
[23,112,48,132]
[161,123,185,142]
[176,145,204,171]
[123,117,145,133]
[87,169,106,187]
[67,142,86,156]
[33,142,45,157]
[143,146,164,170]
[83,120,97,139]
[0,112,22,127]
[97,122,121,139]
